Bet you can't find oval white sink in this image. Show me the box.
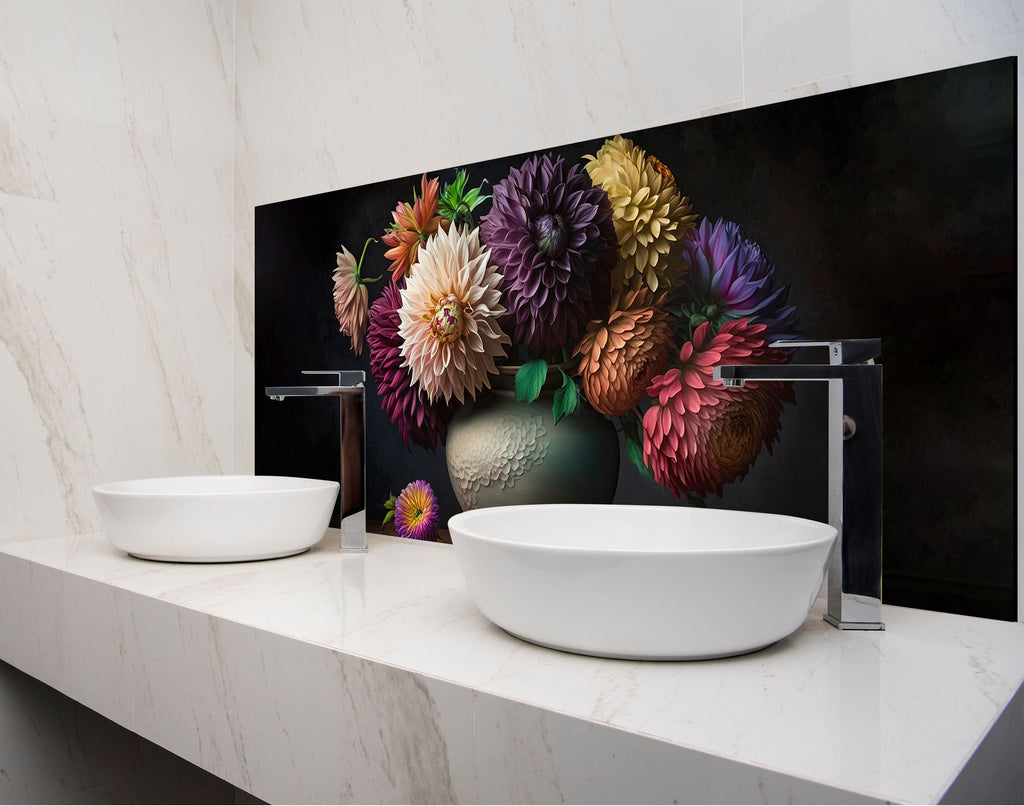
[93,476,339,562]
[448,504,837,660]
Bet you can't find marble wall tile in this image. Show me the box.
[744,26,1024,110]
[742,0,1024,99]
[233,230,256,473]
[1,0,235,540]
[0,0,234,228]
[0,193,233,539]
[234,0,743,213]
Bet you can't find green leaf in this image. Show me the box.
[382,492,397,525]
[463,185,491,208]
[514,359,548,404]
[552,371,579,423]
[438,170,491,227]
[624,431,658,487]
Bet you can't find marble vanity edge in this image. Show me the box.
[0,542,898,804]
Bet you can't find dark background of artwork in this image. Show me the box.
[256,58,1017,621]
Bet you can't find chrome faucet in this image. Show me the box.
[265,370,367,553]
[713,339,883,630]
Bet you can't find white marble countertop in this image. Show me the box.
[1,529,1022,804]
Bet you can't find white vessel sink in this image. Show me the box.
[448,504,837,660]
[93,475,339,562]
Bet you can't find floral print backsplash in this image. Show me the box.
[256,58,1015,620]
[330,134,801,508]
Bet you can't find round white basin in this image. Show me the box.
[448,504,837,660]
[93,475,339,563]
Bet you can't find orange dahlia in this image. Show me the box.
[382,174,448,282]
[575,289,674,417]
[642,318,794,498]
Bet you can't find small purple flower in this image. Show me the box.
[394,480,439,541]
[676,217,799,343]
[481,152,617,356]
[367,283,454,452]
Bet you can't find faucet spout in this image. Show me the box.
[713,339,884,630]
[265,370,367,553]
[714,363,878,384]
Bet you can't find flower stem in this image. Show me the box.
[356,237,383,284]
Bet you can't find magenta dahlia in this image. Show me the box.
[480,152,617,355]
[367,283,454,452]
[642,318,794,498]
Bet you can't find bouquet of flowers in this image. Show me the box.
[332,134,799,504]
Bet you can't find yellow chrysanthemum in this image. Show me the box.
[585,135,698,293]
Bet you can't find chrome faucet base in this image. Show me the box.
[265,370,368,554]
[340,509,368,553]
[823,614,886,631]
[714,339,884,631]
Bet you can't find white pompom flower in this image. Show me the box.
[398,225,511,404]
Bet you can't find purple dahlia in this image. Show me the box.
[367,283,454,452]
[480,152,617,355]
[676,218,798,344]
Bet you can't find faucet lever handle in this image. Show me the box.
[301,370,365,388]
[768,339,880,365]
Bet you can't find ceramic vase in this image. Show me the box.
[445,365,619,511]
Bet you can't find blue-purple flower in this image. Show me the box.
[480,152,617,356]
[675,217,798,344]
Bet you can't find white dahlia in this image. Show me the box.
[398,225,511,404]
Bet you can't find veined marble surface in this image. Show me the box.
[0,0,235,542]
[0,530,1021,804]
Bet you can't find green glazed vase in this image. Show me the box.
[445,365,620,511]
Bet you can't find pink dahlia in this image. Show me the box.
[367,283,454,452]
[332,239,379,356]
[480,152,617,355]
[642,318,794,498]
[394,480,439,541]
